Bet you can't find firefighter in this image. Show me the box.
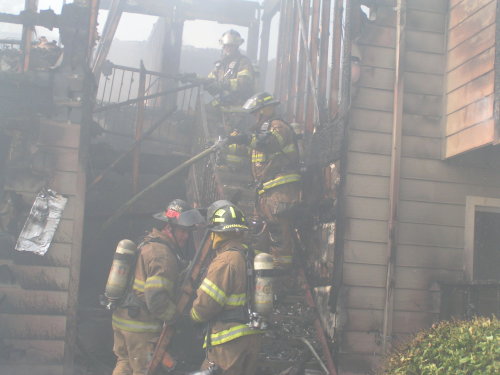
[228,92,301,274]
[190,202,263,375]
[207,29,255,112]
[207,29,255,171]
[111,199,196,375]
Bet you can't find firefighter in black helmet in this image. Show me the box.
[228,92,301,278]
[190,202,263,375]
[111,199,200,375]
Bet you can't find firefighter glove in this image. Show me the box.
[227,133,250,145]
[205,80,223,96]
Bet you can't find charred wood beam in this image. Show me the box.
[0,9,58,29]
[92,0,125,76]
[99,0,258,26]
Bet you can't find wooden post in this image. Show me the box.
[132,61,146,194]
[329,0,343,117]
[296,0,311,125]
[318,0,331,123]
[382,0,406,355]
[21,0,38,72]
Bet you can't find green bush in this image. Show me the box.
[382,316,499,375]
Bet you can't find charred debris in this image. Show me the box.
[1,1,500,375]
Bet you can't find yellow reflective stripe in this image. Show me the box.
[252,151,265,163]
[271,129,285,147]
[112,315,162,333]
[213,218,225,222]
[133,278,145,292]
[229,206,236,218]
[226,293,247,306]
[145,275,174,293]
[200,278,227,305]
[258,173,301,194]
[222,224,248,230]
[237,69,251,77]
[204,324,262,348]
[191,307,203,323]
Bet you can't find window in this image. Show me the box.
[464,196,500,281]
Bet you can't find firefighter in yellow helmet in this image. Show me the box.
[228,92,301,275]
[190,202,263,375]
[111,199,199,375]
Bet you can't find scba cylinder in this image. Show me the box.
[104,239,137,302]
[253,252,274,315]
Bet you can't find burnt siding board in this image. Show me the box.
[406,30,446,54]
[345,196,389,221]
[447,47,495,92]
[0,314,66,340]
[11,243,72,268]
[350,110,442,138]
[407,0,448,13]
[1,339,65,364]
[345,287,440,314]
[400,178,500,205]
[0,288,68,314]
[0,365,64,375]
[445,0,497,156]
[447,95,494,135]
[447,24,495,71]
[0,124,83,373]
[447,1,496,50]
[344,240,387,266]
[447,70,494,115]
[449,0,493,28]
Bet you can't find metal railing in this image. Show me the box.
[186,89,223,208]
[95,63,199,113]
[0,39,21,50]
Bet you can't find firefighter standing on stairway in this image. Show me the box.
[111,199,195,375]
[227,92,301,276]
[190,203,263,375]
[207,29,255,171]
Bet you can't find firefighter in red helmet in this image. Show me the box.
[111,199,198,375]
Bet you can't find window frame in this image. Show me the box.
[464,196,500,281]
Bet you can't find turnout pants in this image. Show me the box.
[258,182,301,270]
[201,334,262,375]
[112,328,159,375]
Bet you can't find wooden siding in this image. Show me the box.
[339,0,500,373]
[445,0,498,157]
[0,119,85,374]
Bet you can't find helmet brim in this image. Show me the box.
[153,211,170,222]
[177,209,205,227]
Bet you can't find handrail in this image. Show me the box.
[94,82,200,113]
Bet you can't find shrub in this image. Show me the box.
[381,316,499,375]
